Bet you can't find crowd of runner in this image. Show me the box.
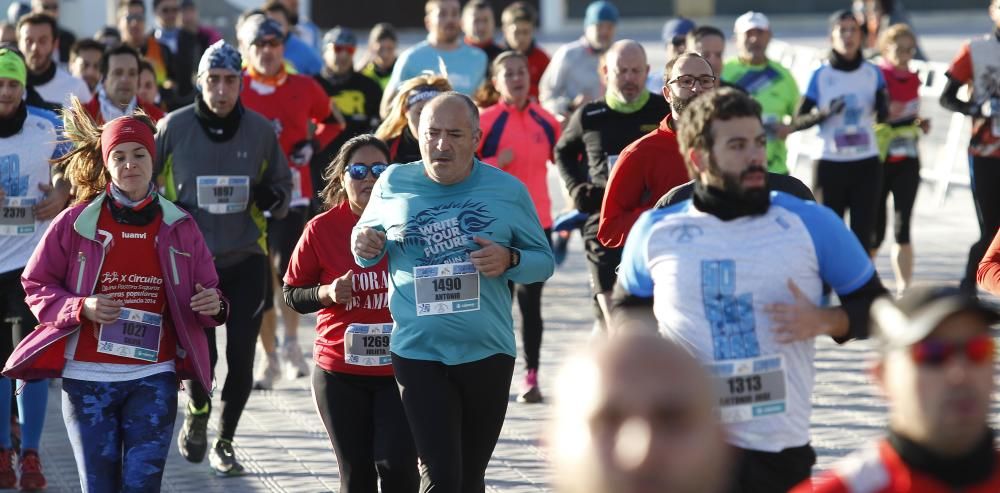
[0,0,998,491]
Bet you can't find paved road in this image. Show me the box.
[25,11,1000,492]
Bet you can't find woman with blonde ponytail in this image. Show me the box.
[375,74,451,163]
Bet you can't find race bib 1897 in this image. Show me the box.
[709,354,787,424]
[0,197,36,236]
[414,262,480,316]
[97,308,162,362]
[344,323,392,366]
[196,176,249,214]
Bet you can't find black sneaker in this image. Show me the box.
[178,405,210,463]
[209,439,245,477]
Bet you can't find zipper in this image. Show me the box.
[75,252,86,294]
[168,247,190,286]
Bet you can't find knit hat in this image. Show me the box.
[198,40,242,76]
[584,1,618,26]
[101,116,156,167]
[239,14,284,45]
[0,48,25,86]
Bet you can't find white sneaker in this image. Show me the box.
[253,352,280,390]
[281,342,310,380]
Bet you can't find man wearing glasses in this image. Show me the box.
[612,88,886,493]
[793,285,1000,492]
[29,0,74,65]
[644,16,694,93]
[554,39,669,337]
[598,52,711,249]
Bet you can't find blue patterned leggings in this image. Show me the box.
[61,372,178,493]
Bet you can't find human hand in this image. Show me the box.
[33,182,71,221]
[330,269,354,305]
[765,279,843,343]
[469,236,510,277]
[497,148,515,169]
[82,294,123,325]
[354,227,386,259]
[190,283,221,316]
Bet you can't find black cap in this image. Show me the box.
[871,285,999,350]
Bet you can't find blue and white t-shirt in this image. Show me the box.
[804,61,885,162]
[0,106,70,275]
[618,192,875,452]
[384,40,487,98]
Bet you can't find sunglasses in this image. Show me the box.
[347,163,389,180]
[41,3,58,11]
[670,36,686,47]
[253,38,283,48]
[126,14,144,22]
[910,334,995,367]
[334,45,356,55]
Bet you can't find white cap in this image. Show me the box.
[734,11,770,33]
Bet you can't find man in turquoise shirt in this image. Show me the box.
[353,92,553,491]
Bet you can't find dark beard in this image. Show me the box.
[719,163,769,204]
[669,92,696,116]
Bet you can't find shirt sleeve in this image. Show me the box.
[504,184,554,285]
[804,66,822,103]
[352,179,389,268]
[598,145,645,248]
[947,42,973,83]
[539,46,569,117]
[284,221,323,286]
[617,209,659,298]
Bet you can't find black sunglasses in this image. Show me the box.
[347,163,389,180]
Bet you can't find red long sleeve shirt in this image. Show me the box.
[597,115,689,248]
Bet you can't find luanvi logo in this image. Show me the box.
[121,232,147,239]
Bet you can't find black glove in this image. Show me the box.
[290,139,316,166]
[570,183,605,214]
[253,182,285,212]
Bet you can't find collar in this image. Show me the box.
[247,63,288,90]
[579,35,604,55]
[26,61,56,87]
[605,89,650,114]
[194,94,243,142]
[74,191,185,240]
[0,101,27,138]
[659,114,676,133]
[888,428,997,487]
[105,182,160,226]
[828,48,863,71]
[692,180,770,220]
[96,84,138,122]
[497,98,530,112]
[320,66,353,86]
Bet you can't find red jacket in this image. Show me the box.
[524,43,550,100]
[978,229,1000,296]
[792,439,1000,493]
[82,96,165,124]
[597,115,688,248]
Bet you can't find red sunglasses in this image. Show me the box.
[334,45,356,55]
[910,334,995,367]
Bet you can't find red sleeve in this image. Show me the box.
[307,78,339,150]
[284,220,323,287]
[597,144,646,248]
[977,228,1000,296]
[947,42,973,83]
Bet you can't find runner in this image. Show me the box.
[238,15,334,388]
[597,52,710,249]
[284,134,418,492]
[722,11,799,174]
[374,74,452,164]
[686,25,726,84]
[156,40,292,476]
[68,38,103,94]
[0,47,68,490]
[17,12,90,108]
[645,16,694,93]
[352,92,554,492]
[873,24,927,296]
[5,105,225,492]
[359,23,398,91]
[939,0,1000,294]
[500,2,548,100]
[478,51,560,403]
[462,0,503,64]
[793,285,1000,492]
[550,334,733,493]
[150,0,198,104]
[613,88,887,493]
[117,0,189,110]
[538,1,617,122]
[554,39,668,335]
[262,1,322,77]
[82,44,165,124]
[380,0,487,116]
[312,26,382,195]
[795,9,888,251]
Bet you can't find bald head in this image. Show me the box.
[550,335,731,493]
[603,39,650,105]
[418,92,483,185]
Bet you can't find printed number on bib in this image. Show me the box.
[833,125,871,155]
[709,354,787,424]
[344,323,393,366]
[196,176,250,214]
[0,197,36,236]
[98,308,162,362]
[414,262,480,316]
[888,137,919,159]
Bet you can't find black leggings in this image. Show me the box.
[964,155,1000,291]
[264,206,308,311]
[728,443,816,493]
[511,228,551,370]
[312,367,418,493]
[814,157,883,250]
[391,353,515,493]
[187,254,268,441]
[0,268,35,363]
[874,157,920,248]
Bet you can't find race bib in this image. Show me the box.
[0,197,36,236]
[97,308,162,362]
[888,137,919,159]
[833,125,871,155]
[196,176,249,214]
[414,262,480,316]
[343,323,393,366]
[709,354,787,424]
[290,167,303,202]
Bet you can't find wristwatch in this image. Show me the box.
[508,247,521,269]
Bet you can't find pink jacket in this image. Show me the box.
[2,193,226,391]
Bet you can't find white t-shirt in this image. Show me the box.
[33,66,92,109]
[804,61,885,162]
[618,192,876,452]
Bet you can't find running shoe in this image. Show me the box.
[253,351,281,390]
[178,403,210,463]
[18,450,45,491]
[517,369,543,404]
[281,342,309,380]
[0,448,14,489]
[209,439,245,477]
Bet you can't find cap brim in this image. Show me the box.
[874,296,1000,349]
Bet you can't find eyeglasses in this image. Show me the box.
[126,14,144,22]
[667,75,717,89]
[333,45,356,55]
[41,3,58,11]
[910,334,995,367]
[253,38,283,48]
[347,163,389,180]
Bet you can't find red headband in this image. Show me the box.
[101,117,155,167]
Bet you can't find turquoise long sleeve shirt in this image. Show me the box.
[352,160,555,365]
